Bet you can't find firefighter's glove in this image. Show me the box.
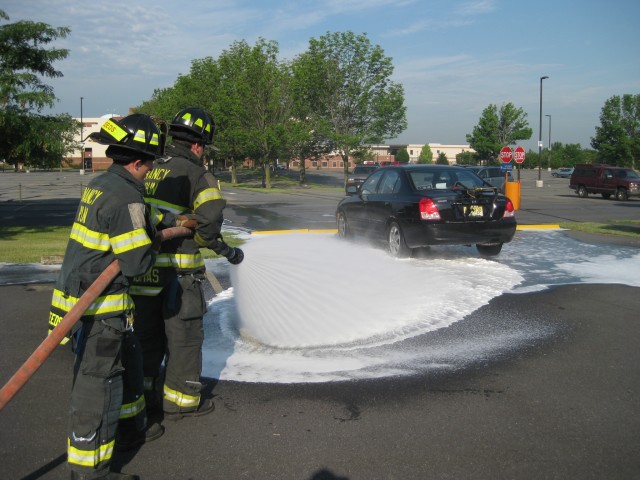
[225,247,244,265]
[176,214,197,229]
[218,242,244,265]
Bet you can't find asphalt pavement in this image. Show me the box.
[0,168,639,480]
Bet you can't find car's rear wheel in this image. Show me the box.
[577,185,588,198]
[615,188,628,201]
[336,211,350,238]
[602,193,611,199]
[388,222,411,258]
[476,243,503,256]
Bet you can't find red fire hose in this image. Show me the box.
[0,226,192,412]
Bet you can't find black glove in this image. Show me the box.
[225,247,244,265]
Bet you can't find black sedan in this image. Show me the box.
[335,165,517,257]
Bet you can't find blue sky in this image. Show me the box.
[4,0,639,152]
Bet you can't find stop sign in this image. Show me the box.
[499,146,513,163]
[514,146,526,164]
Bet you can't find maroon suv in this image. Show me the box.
[569,163,640,201]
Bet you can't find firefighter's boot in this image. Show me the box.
[115,422,164,452]
[164,398,215,421]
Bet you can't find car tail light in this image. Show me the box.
[419,198,441,220]
[503,199,515,218]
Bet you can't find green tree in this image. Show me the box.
[139,40,292,188]
[466,102,532,164]
[456,150,475,165]
[436,151,449,165]
[417,144,433,164]
[290,52,336,185]
[591,94,640,168]
[294,31,407,183]
[0,10,72,169]
[395,147,409,164]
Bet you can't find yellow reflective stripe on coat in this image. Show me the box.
[129,285,163,296]
[111,227,152,254]
[69,222,110,251]
[194,187,224,210]
[154,252,205,269]
[52,289,134,316]
[150,205,165,226]
[67,438,114,467]
[120,395,145,420]
[145,197,187,215]
[163,384,200,409]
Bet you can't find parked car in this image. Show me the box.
[345,164,379,191]
[551,167,574,178]
[335,165,517,257]
[462,165,513,192]
[569,163,640,200]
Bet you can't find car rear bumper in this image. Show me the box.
[403,219,517,248]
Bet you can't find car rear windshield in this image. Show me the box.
[409,169,485,191]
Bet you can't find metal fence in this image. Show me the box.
[0,170,92,202]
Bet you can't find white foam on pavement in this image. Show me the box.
[202,231,640,383]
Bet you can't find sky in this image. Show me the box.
[3,0,640,152]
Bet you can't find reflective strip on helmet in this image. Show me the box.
[163,384,200,409]
[70,222,110,251]
[101,119,128,142]
[131,129,159,147]
[68,438,114,468]
[120,394,145,420]
[154,252,205,269]
[52,289,134,316]
[194,187,224,210]
[110,227,152,254]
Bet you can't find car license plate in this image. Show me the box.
[465,205,483,216]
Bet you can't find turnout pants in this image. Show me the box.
[67,315,145,478]
[132,273,206,414]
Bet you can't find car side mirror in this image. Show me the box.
[346,184,359,195]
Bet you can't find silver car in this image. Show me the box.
[462,166,514,192]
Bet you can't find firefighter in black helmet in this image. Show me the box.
[131,107,243,420]
[49,114,171,480]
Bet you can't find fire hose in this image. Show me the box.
[0,226,193,412]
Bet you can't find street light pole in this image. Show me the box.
[80,97,84,173]
[546,114,552,171]
[537,76,548,187]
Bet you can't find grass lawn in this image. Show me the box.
[558,219,640,238]
[0,226,244,264]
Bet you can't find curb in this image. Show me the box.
[251,225,562,235]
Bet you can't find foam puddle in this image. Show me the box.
[202,231,640,383]
[202,233,524,383]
